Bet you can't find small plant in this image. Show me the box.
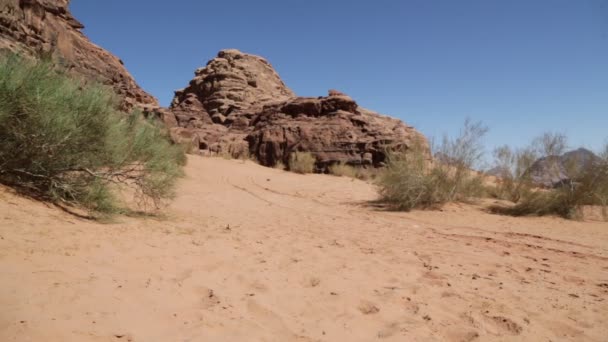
[353,168,379,181]
[0,55,185,215]
[288,152,316,174]
[274,161,286,170]
[377,119,488,210]
[377,145,435,210]
[328,163,358,178]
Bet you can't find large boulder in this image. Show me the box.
[166,49,428,169]
[0,0,158,110]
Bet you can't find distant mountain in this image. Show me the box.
[527,148,601,188]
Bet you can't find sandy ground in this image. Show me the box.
[1,155,607,342]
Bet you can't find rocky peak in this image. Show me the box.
[0,0,158,110]
[170,49,295,125]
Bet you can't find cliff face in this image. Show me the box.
[0,0,157,110]
[166,49,427,169]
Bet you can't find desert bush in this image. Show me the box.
[377,146,442,210]
[490,190,578,218]
[490,145,538,202]
[0,55,185,214]
[533,132,567,157]
[489,132,570,202]
[328,163,358,178]
[353,168,379,181]
[490,140,608,220]
[288,152,316,174]
[491,171,607,220]
[329,164,382,181]
[377,119,488,210]
[274,161,286,170]
[328,163,379,180]
[433,119,488,198]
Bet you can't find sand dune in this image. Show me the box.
[1,156,607,341]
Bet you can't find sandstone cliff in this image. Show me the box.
[0,0,157,110]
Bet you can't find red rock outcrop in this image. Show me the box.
[0,0,157,110]
[246,94,424,167]
[169,49,295,128]
[166,49,427,170]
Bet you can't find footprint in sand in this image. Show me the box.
[446,330,480,342]
[563,275,586,285]
[403,300,420,315]
[377,322,402,339]
[303,277,321,288]
[484,315,522,336]
[196,287,220,309]
[358,301,380,315]
[113,333,134,341]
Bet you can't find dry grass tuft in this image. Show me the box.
[289,152,316,174]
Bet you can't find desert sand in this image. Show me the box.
[1,155,607,341]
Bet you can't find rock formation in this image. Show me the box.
[170,49,295,126]
[0,0,157,110]
[0,2,426,170]
[166,49,427,170]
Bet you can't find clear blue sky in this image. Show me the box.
[70,0,608,157]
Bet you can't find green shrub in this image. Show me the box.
[377,120,487,211]
[377,147,436,210]
[0,55,185,214]
[289,152,316,174]
[378,152,485,210]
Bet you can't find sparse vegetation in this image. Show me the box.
[489,145,538,202]
[489,134,608,220]
[288,152,316,174]
[491,163,608,220]
[0,55,185,215]
[274,161,286,170]
[328,163,358,178]
[377,119,488,210]
[533,132,567,157]
[328,162,379,181]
